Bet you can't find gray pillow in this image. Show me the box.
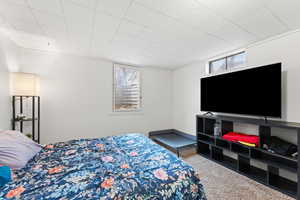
[0,130,42,169]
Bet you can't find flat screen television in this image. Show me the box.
[201,63,282,118]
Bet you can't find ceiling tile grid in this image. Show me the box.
[33,10,67,38]
[262,0,300,29]
[28,0,63,16]
[0,0,299,68]
[96,0,132,18]
[235,9,289,39]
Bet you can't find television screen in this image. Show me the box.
[201,63,282,118]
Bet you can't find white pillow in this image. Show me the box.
[0,130,42,169]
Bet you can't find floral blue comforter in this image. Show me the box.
[0,134,206,200]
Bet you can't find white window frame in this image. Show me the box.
[208,51,246,74]
[113,63,142,113]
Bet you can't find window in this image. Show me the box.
[209,58,226,74]
[209,51,246,74]
[113,64,141,112]
[227,52,246,69]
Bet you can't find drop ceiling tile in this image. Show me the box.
[115,33,160,51]
[125,3,169,30]
[109,46,148,66]
[236,10,289,39]
[0,1,42,36]
[178,9,229,34]
[139,28,208,49]
[63,1,93,40]
[109,33,166,64]
[33,11,68,42]
[264,0,300,29]
[33,10,66,32]
[65,0,96,9]
[0,1,35,23]
[7,30,55,51]
[138,0,230,34]
[214,23,257,46]
[63,0,93,24]
[193,34,230,51]
[181,39,226,61]
[28,0,63,16]
[63,1,94,52]
[0,0,27,6]
[96,0,132,18]
[142,32,231,64]
[112,35,140,50]
[136,0,199,18]
[118,20,150,38]
[129,28,167,46]
[125,2,188,38]
[197,0,265,21]
[94,12,120,32]
[93,12,120,44]
[0,15,5,25]
[9,18,43,35]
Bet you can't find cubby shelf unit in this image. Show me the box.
[196,114,300,199]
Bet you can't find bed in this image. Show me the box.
[0,133,206,200]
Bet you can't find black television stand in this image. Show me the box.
[196,114,300,199]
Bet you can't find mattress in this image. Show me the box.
[0,133,206,200]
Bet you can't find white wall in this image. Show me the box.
[0,48,10,130]
[19,49,173,144]
[172,30,300,135]
[0,35,19,130]
[172,62,205,135]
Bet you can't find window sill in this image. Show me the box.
[108,111,145,116]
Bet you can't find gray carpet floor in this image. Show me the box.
[183,153,294,200]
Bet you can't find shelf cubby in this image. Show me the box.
[221,120,233,136]
[268,166,297,197]
[196,114,300,199]
[204,118,216,135]
[232,142,250,157]
[238,155,250,172]
[238,155,268,183]
[271,177,297,197]
[247,166,268,183]
[212,149,237,170]
[211,146,223,161]
[251,149,297,173]
[197,117,204,133]
[221,155,238,170]
[215,138,231,150]
[259,125,271,148]
[197,141,211,158]
[198,134,215,145]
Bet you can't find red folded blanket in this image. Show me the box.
[222,132,260,147]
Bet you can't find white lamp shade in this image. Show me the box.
[10,72,40,96]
